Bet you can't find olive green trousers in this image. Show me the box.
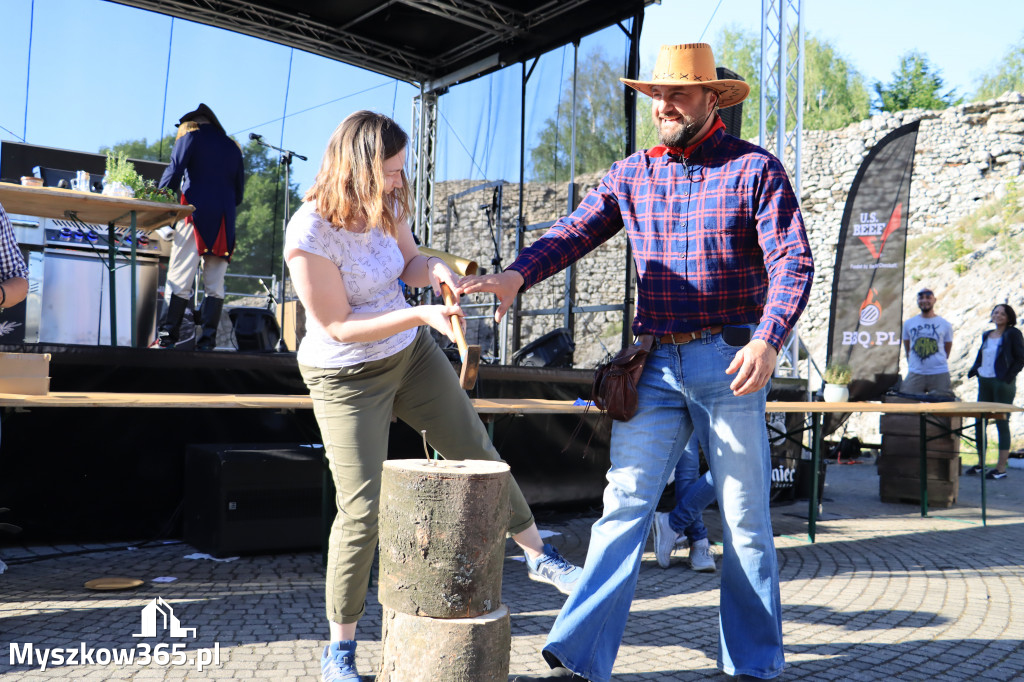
[300,327,534,624]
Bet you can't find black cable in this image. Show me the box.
[4,501,184,566]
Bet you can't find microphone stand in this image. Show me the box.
[249,133,306,351]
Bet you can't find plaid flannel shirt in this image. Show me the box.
[0,204,29,283]
[507,120,813,350]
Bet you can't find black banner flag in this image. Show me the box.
[826,121,920,400]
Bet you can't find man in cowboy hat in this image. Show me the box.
[462,42,813,681]
[157,103,245,350]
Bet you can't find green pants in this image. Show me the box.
[300,327,535,624]
[978,375,1016,451]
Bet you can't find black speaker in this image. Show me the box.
[229,307,281,351]
[512,328,575,367]
[716,66,746,138]
[183,443,325,556]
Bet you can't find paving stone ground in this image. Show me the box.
[2,455,1023,681]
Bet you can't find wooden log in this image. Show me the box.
[378,604,510,682]
[378,459,509,619]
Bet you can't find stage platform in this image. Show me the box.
[0,343,612,543]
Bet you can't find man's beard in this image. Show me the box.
[918,302,933,314]
[658,107,712,148]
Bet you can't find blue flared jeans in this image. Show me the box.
[544,330,784,680]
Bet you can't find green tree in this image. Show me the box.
[712,26,761,138]
[712,27,870,137]
[802,36,871,130]
[530,47,627,182]
[232,141,304,287]
[100,134,178,163]
[974,36,1024,100]
[874,51,962,112]
[102,136,301,292]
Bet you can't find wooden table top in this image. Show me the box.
[0,392,594,414]
[0,182,193,230]
[0,392,1017,419]
[768,400,1022,418]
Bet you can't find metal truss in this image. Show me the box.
[108,0,614,86]
[760,0,804,379]
[411,89,439,247]
[110,0,424,81]
[759,0,804,195]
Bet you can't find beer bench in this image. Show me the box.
[0,393,1017,543]
[766,401,1023,542]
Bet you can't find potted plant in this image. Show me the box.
[102,151,143,198]
[822,363,852,403]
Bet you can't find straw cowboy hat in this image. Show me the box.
[621,43,750,109]
[176,103,226,135]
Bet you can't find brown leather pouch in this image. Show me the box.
[592,335,654,421]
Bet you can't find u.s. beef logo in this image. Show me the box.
[853,203,903,259]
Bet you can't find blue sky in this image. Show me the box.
[1,0,1022,195]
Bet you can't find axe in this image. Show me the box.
[440,282,480,390]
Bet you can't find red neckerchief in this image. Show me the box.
[647,115,726,159]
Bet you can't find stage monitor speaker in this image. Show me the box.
[183,443,325,556]
[512,328,575,368]
[229,307,282,351]
[716,66,746,139]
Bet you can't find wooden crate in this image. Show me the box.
[0,352,50,395]
[878,397,961,507]
[881,435,959,458]
[879,476,958,508]
[878,413,962,437]
[877,454,959,481]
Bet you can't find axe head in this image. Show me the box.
[459,344,481,390]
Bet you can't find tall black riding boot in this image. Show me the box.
[157,295,189,348]
[196,296,224,351]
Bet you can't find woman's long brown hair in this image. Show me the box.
[304,110,411,238]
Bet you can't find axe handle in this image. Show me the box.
[439,282,469,358]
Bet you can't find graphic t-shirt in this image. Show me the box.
[285,201,415,369]
[902,314,953,376]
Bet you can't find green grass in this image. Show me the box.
[957,438,1014,467]
[912,180,1024,265]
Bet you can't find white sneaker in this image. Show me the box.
[652,512,680,569]
[689,538,716,573]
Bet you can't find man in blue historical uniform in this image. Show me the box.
[157,103,245,350]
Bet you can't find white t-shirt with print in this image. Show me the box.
[285,201,416,368]
[901,314,953,376]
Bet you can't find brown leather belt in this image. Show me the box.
[657,326,723,345]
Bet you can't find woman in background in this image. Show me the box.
[284,111,581,682]
[966,303,1024,480]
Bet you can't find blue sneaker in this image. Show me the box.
[321,640,361,682]
[525,544,582,595]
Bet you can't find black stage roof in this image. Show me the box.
[105,0,655,89]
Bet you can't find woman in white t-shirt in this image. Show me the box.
[966,303,1024,481]
[284,111,581,682]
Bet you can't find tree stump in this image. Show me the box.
[378,459,511,681]
[379,459,510,618]
[378,604,510,682]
